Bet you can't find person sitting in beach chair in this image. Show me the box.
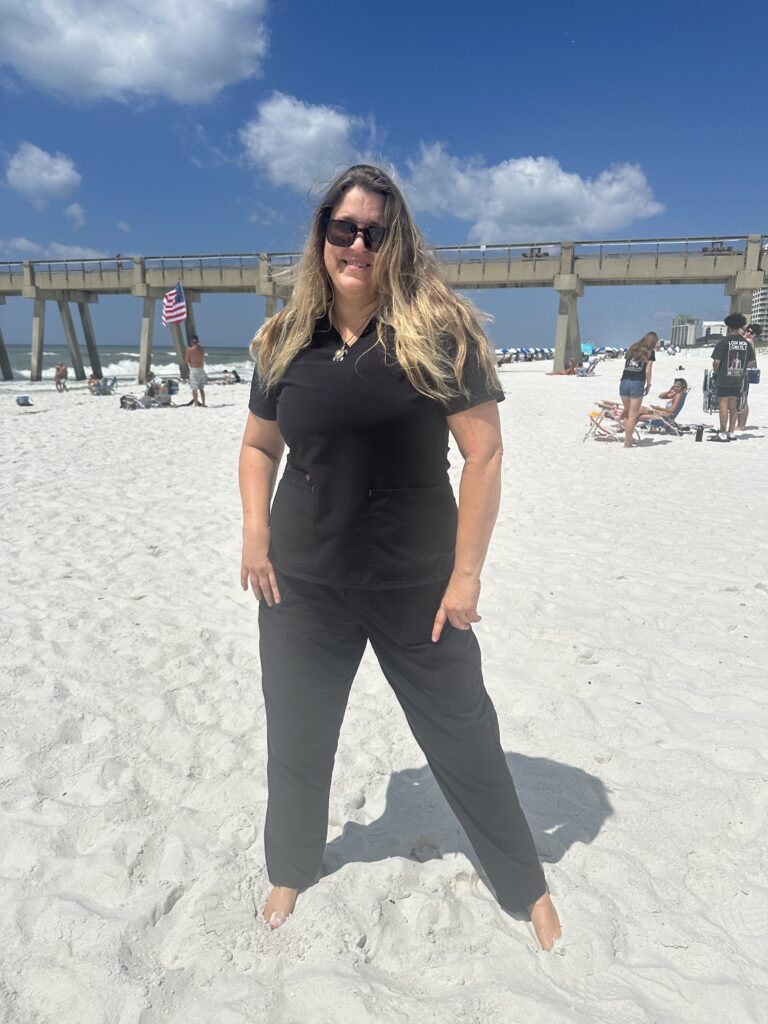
[91,375,118,396]
[547,357,578,376]
[120,377,177,409]
[575,356,601,377]
[155,378,179,405]
[637,378,688,434]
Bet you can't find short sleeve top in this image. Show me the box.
[621,349,655,382]
[711,335,755,387]
[249,318,504,588]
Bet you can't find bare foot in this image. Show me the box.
[527,893,561,951]
[262,886,298,930]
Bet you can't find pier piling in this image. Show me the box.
[57,301,86,380]
[0,303,12,381]
[77,301,102,379]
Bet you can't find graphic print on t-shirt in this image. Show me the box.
[712,336,754,387]
[727,347,746,375]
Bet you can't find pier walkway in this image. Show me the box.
[1,234,765,381]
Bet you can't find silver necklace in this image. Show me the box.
[332,315,373,362]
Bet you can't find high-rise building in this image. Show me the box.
[751,287,768,334]
[670,314,700,348]
[701,320,727,339]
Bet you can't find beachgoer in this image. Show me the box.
[220,370,232,385]
[238,164,561,950]
[618,332,657,447]
[54,362,69,392]
[637,378,687,422]
[710,313,756,442]
[231,369,241,383]
[547,357,577,376]
[735,323,761,432]
[88,370,101,394]
[186,335,207,406]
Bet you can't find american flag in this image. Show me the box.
[161,282,187,326]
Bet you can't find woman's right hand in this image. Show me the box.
[241,526,281,606]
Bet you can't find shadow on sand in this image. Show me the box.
[320,752,612,883]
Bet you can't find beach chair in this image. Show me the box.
[120,378,179,410]
[583,401,640,443]
[576,356,600,377]
[638,390,688,436]
[91,376,118,395]
[153,379,179,406]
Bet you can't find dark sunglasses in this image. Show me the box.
[325,218,386,253]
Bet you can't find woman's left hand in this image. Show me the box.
[431,573,482,642]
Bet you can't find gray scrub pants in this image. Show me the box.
[258,572,546,912]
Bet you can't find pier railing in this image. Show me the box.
[2,235,765,293]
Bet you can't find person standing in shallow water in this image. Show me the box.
[238,164,561,951]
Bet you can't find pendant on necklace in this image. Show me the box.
[333,343,348,362]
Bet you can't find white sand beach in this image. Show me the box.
[1,350,766,1024]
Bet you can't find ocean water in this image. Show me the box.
[3,344,255,383]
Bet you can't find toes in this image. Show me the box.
[267,909,287,930]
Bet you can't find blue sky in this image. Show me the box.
[1,0,765,349]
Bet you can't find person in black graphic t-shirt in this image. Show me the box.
[618,332,657,447]
[710,313,756,442]
[735,323,761,433]
[238,165,561,951]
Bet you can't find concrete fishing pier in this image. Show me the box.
[1,234,765,381]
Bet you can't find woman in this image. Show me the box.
[547,357,577,375]
[239,165,561,950]
[618,332,657,447]
[637,377,687,422]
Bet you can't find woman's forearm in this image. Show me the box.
[239,444,280,531]
[452,453,503,579]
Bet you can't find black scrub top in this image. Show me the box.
[249,318,504,588]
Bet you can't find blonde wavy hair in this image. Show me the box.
[626,331,658,362]
[249,164,500,405]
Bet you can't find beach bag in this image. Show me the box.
[16,396,33,407]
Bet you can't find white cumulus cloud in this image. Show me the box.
[116,220,131,233]
[6,142,82,208]
[240,92,374,192]
[65,202,86,229]
[0,0,269,103]
[47,242,107,259]
[0,236,107,259]
[239,96,663,240]
[405,143,664,241]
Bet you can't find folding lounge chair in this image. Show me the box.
[583,401,640,442]
[92,376,118,395]
[576,357,599,377]
[120,378,179,409]
[638,391,688,435]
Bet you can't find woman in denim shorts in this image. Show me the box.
[619,332,657,447]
